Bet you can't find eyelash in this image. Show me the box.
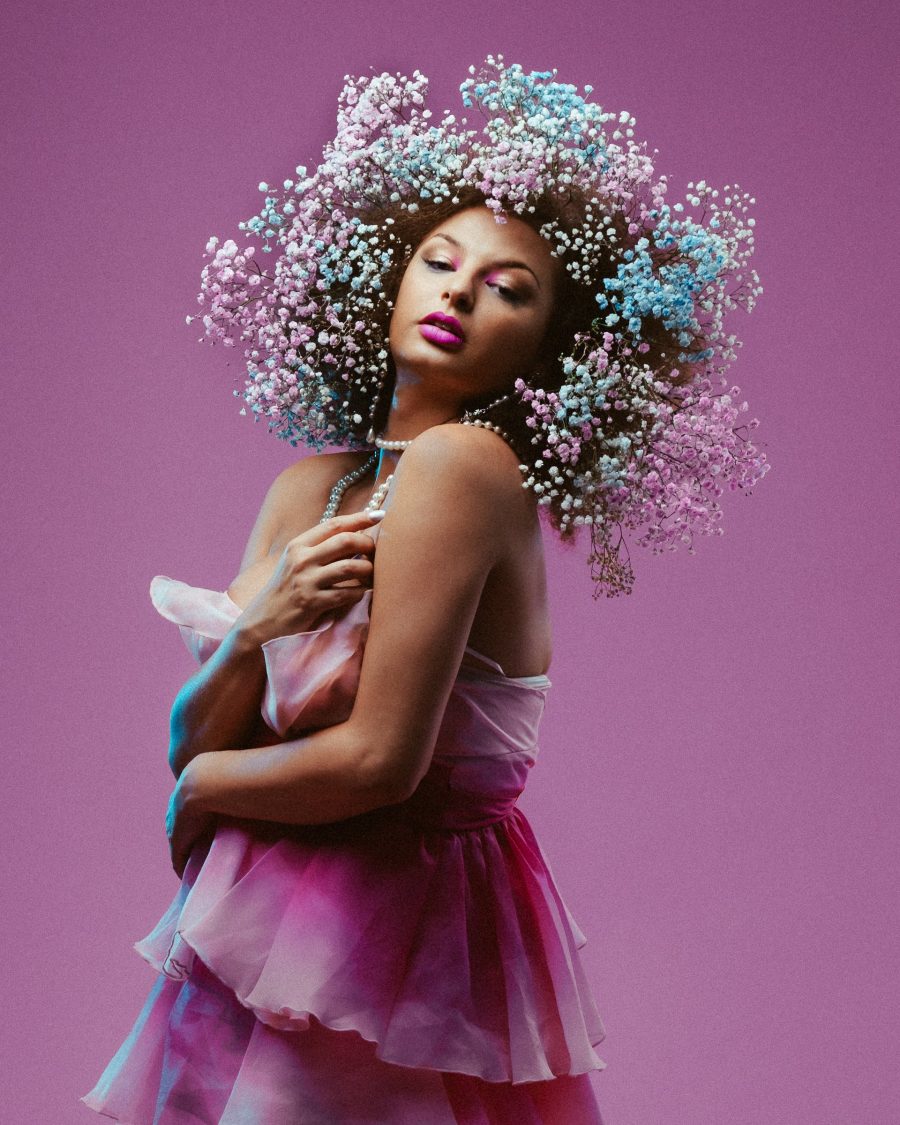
[423,258,525,305]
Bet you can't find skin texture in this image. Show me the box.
[167,207,558,876]
[388,205,560,415]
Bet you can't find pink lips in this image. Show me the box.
[419,311,465,348]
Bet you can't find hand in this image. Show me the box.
[166,766,216,879]
[237,510,382,645]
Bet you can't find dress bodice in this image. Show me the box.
[149,565,551,832]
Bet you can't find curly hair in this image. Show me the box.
[354,185,699,540]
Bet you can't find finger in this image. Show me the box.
[296,510,385,549]
[311,581,371,607]
[172,831,200,879]
[315,557,375,589]
[308,531,379,567]
[169,823,186,877]
[169,820,206,880]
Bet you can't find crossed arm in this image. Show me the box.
[166,504,380,779]
[166,426,516,875]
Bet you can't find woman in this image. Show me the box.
[84,59,765,1123]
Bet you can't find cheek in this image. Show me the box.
[500,308,552,360]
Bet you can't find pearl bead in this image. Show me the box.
[460,417,513,447]
[374,436,413,451]
[366,428,413,451]
[319,451,378,523]
[365,474,394,511]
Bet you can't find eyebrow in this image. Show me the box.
[426,232,543,289]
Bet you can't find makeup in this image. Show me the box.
[419,311,466,348]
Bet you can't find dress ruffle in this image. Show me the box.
[260,615,367,735]
[134,808,606,1085]
[149,574,240,664]
[150,573,368,735]
[83,959,605,1124]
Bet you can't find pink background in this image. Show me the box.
[3,1,897,1121]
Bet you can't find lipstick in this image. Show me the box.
[419,311,465,349]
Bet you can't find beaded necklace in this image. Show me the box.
[318,421,513,523]
[319,451,378,522]
[318,437,410,523]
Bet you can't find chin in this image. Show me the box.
[395,340,467,376]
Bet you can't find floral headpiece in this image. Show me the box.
[192,55,769,594]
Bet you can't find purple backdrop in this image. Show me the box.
[3,1,897,1121]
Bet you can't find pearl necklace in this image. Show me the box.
[321,419,513,522]
[366,428,413,451]
[365,473,394,512]
[460,416,513,446]
[319,447,400,522]
[319,451,378,522]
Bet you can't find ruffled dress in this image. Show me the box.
[82,524,607,1124]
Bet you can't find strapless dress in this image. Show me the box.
[82,537,606,1123]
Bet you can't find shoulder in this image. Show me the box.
[239,449,371,568]
[262,449,369,514]
[398,423,525,499]
[269,449,369,493]
[389,424,533,540]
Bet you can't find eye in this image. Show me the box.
[423,258,453,271]
[489,282,526,305]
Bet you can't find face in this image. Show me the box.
[388,206,558,403]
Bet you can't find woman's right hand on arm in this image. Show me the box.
[234,510,382,647]
[167,510,382,778]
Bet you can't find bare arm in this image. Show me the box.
[167,618,269,780]
[166,462,381,778]
[168,426,529,866]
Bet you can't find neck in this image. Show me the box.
[379,367,463,443]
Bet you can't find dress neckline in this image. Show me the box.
[217,585,550,691]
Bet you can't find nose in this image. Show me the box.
[442,272,475,313]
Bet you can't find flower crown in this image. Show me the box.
[192,55,769,595]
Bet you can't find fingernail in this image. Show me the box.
[367,509,386,521]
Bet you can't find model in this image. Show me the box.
[83,57,766,1123]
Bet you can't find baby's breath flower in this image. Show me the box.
[195,57,766,595]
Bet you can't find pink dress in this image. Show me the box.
[83,535,607,1123]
